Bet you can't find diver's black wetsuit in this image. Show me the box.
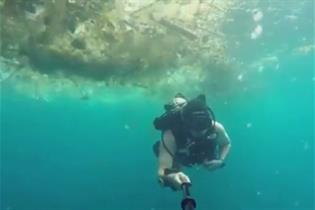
[153,113,218,168]
[172,125,218,167]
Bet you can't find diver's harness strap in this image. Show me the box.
[161,128,217,164]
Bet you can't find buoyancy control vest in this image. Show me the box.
[153,94,218,166]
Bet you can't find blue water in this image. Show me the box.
[1,1,314,209]
[1,54,313,210]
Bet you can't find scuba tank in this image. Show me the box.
[153,93,187,130]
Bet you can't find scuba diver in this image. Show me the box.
[153,93,231,191]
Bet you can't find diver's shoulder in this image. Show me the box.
[214,121,225,130]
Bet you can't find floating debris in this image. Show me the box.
[294,44,315,55]
[246,123,252,128]
[251,55,279,72]
[80,93,90,101]
[24,4,45,20]
[237,74,244,81]
[262,56,279,65]
[0,0,241,99]
[251,24,263,39]
[124,124,130,130]
[258,65,264,73]
[158,18,199,40]
[0,68,17,83]
[285,15,298,21]
[252,9,263,22]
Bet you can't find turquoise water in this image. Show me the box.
[1,1,314,210]
[1,54,313,210]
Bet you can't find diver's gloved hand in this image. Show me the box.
[203,159,225,171]
[160,171,191,191]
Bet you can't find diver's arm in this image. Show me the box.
[157,130,177,177]
[157,130,191,190]
[215,122,231,161]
